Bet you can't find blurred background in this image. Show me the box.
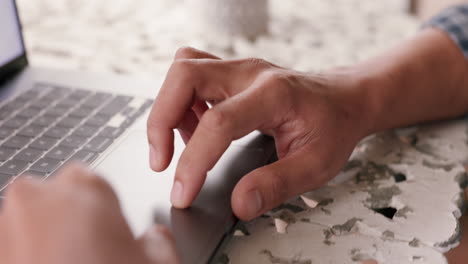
[13,0,464,79]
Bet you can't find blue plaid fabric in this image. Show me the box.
[424,4,468,59]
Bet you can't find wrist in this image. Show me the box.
[322,66,382,140]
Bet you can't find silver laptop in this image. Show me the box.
[0,1,275,263]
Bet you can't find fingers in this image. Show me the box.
[147,47,220,172]
[176,99,210,144]
[231,152,327,221]
[46,163,121,212]
[171,81,284,208]
[177,109,199,144]
[174,46,221,61]
[147,59,229,171]
[174,48,218,144]
[147,47,272,172]
[140,225,180,264]
[3,176,44,213]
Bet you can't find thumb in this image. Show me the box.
[231,152,327,221]
[139,225,180,264]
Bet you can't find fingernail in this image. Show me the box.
[245,189,263,218]
[171,181,184,207]
[149,144,159,170]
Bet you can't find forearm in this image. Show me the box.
[354,28,468,134]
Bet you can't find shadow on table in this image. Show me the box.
[445,188,468,264]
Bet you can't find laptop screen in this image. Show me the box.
[0,0,25,69]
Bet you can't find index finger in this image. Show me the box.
[147,50,265,172]
[170,76,285,208]
[147,48,221,172]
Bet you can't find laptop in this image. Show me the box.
[0,1,275,263]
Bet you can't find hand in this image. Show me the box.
[0,163,180,264]
[147,47,371,220]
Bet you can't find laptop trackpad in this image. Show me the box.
[94,130,270,264]
[94,130,175,236]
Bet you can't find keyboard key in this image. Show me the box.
[114,95,133,103]
[98,126,124,139]
[73,125,99,138]
[122,105,146,123]
[32,115,55,127]
[69,107,94,118]
[17,107,40,118]
[69,89,91,100]
[4,98,27,109]
[82,92,112,109]
[20,170,48,179]
[46,146,74,161]
[84,137,113,153]
[106,114,126,128]
[0,148,16,161]
[0,127,13,139]
[16,89,40,101]
[0,173,12,188]
[141,99,153,109]
[56,98,80,108]
[121,106,137,116]
[3,136,31,149]
[14,148,44,162]
[18,125,45,138]
[3,117,27,129]
[0,111,11,120]
[30,137,58,150]
[0,160,28,175]
[30,158,61,174]
[29,99,53,110]
[45,126,70,139]
[68,150,98,165]
[60,135,88,148]
[98,96,131,116]
[85,114,110,127]
[0,103,15,113]
[46,87,71,99]
[56,116,81,128]
[43,106,68,117]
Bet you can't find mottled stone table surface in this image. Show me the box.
[16,0,465,263]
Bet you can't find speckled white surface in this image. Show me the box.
[17,1,463,263]
[17,0,418,76]
[219,120,468,264]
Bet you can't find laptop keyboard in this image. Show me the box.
[0,83,153,195]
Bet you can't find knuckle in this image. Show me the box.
[58,162,89,180]
[170,60,200,84]
[57,163,112,195]
[243,58,271,70]
[6,178,35,202]
[259,71,295,102]
[200,108,229,133]
[174,46,198,59]
[82,174,112,193]
[172,59,194,71]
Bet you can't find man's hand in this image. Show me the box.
[147,47,370,220]
[0,164,180,264]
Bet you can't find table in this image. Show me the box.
[18,0,464,263]
[217,120,468,263]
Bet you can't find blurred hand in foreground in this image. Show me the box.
[0,163,180,264]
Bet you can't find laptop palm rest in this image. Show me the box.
[94,130,272,264]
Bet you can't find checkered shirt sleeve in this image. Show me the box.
[424,4,468,60]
